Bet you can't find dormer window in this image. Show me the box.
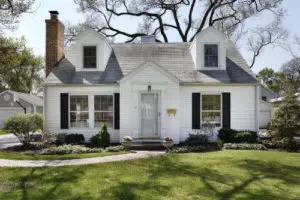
[204,44,218,67]
[83,46,97,68]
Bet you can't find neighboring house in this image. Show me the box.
[44,11,262,144]
[0,90,43,127]
[259,85,277,129]
[270,93,300,105]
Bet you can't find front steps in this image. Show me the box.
[130,138,165,150]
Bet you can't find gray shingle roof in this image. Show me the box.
[4,90,43,106]
[45,42,258,85]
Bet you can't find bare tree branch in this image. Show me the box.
[67,0,285,67]
[247,17,288,68]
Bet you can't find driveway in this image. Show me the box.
[0,134,21,149]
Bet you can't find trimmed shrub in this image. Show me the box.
[263,139,300,151]
[223,143,267,150]
[234,131,257,143]
[38,145,104,155]
[65,134,85,145]
[99,124,110,148]
[42,131,57,145]
[105,145,124,152]
[89,134,101,148]
[218,128,258,143]
[185,133,209,146]
[56,133,67,145]
[170,144,220,153]
[3,113,44,145]
[218,128,237,143]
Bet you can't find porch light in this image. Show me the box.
[148,85,151,92]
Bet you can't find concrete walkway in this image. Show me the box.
[0,151,165,168]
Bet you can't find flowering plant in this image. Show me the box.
[163,137,173,142]
[123,136,133,142]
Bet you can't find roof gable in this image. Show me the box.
[120,61,179,84]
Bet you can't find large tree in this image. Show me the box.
[281,58,300,91]
[66,0,287,68]
[257,68,285,94]
[0,37,43,93]
[0,0,35,32]
[0,0,42,94]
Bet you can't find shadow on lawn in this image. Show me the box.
[102,154,300,199]
[0,166,87,200]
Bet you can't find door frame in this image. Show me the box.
[138,91,161,137]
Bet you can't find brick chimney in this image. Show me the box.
[45,11,64,77]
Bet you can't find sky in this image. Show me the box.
[5,0,300,73]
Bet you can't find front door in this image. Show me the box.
[140,93,160,136]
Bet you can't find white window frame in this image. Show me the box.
[69,95,89,128]
[94,95,114,129]
[204,44,219,68]
[201,94,222,127]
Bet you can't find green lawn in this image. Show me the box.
[0,150,300,200]
[0,151,127,160]
[0,129,8,135]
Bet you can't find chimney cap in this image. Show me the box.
[141,35,156,43]
[49,10,59,15]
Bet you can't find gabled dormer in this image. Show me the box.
[66,29,112,71]
[190,26,229,71]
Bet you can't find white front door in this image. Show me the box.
[140,93,160,136]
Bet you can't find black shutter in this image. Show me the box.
[60,93,69,129]
[114,93,120,130]
[192,93,201,129]
[222,93,231,129]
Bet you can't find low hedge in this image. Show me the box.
[184,133,209,146]
[65,134,85,145]
[262,139,300,151]
[218,128,258,143]
[105,145,124,152]
[223,143,267,150]
[36,145,104,155]
[170,144,220,153]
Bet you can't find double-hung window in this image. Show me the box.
[204,44,218,67]
[201,94,221,126]
[83,46,97,68]
[70,96,89,128]
[94,95,114,128]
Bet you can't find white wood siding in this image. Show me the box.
[65,30,112,72]
[179,85,258,141]
[191,27,227,70]
[44,85,120,142]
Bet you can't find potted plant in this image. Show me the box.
[163,137,173,152]
[122,136,133,151]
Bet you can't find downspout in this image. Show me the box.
[43,86,47,131]
[255,85,260,132]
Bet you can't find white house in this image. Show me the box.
[44,11,262,144]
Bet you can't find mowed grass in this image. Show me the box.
[0,151,127,160]
[0,150,300,200]
[0,129,8,135]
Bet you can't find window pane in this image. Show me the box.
[84,46,96,56]
[70,112,89,128]
[94,95,113,111]
[202,95,221,110]
[204,45,218,67]
[94,112,113,128]
[84,46,97,68]
[202,112,221,126]
[70,96,88,111]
